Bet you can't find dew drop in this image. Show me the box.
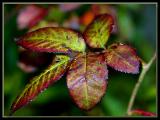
[119,43,124,45]
[14,38,19,42]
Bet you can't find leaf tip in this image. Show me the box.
[9,109,14,116]
[83,13,114,49]
[9,104,16,116]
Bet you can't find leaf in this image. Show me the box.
[130,109,156,116]
[17,5,47,29]
[59,4,81,12]
[104,43,140,74]
[16,27,86,53]
[67,53,108,110]
[91,5,118,34]
[18,49,53,73]
[83,14,114,48]
[11,55,70,114]
[80,11,95,26]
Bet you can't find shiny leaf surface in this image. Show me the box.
[16,27,86,53]
[83,14,114,48]
[67,53,108,110]
[11,55,70,113]
[104,43,140,74]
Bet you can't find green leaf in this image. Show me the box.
[83,14,114,48]
[16,27,86,53]
[11,55,70,114]
[67,53,108,110]
[104,43,140,74]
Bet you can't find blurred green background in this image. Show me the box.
[3,4,157,116]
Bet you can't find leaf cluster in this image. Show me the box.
[11,14,140,114]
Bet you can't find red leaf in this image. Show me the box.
[16,27,86,53]
[11,55,70,114]
[17,49,53,73]
[80,11,95,26]
[130,109,156,116]
[67,53,108,110]
[59,4,81,12]
[17,5,47,29]
[104,43,140,74]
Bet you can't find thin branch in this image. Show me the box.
[126,52,156,116]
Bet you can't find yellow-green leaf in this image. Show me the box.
[83,14,114,48]
[16,27,86,53]
[11,55,70,114]
[67,53,108,110]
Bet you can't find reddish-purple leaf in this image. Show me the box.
[59,4,81,12]
[104,43,140,74]
[17,49,53,73]
[11,55,70,114]
[130,109,156,116]
[17,5,47,29]
[16,27,86,53]
[67,53,108,110]
[83,14,114,48]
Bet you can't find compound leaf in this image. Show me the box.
[67,53,108,110]
[104,43,140,74]
[11,55,70,114]
[83,14,114,48]
[16,27,86,53]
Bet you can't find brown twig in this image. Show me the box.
[126,52,156,116]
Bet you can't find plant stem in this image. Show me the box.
[126,53,156,116]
